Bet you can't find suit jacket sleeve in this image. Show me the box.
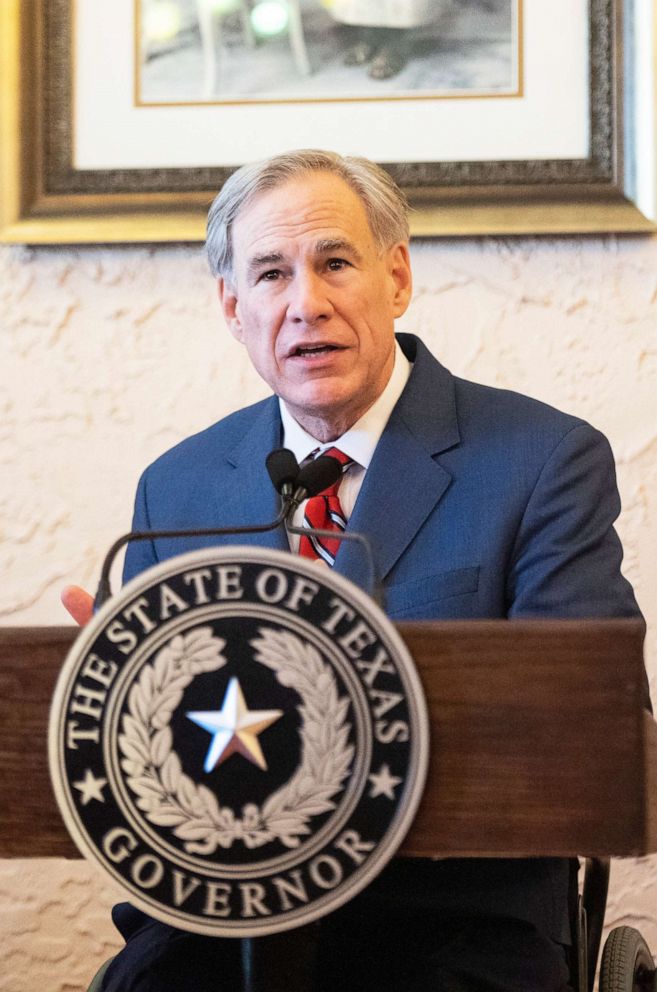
[506,422,640,619]
[123,469,159,582]
[506,422,649,707]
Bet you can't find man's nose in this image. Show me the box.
[287,271,333,323]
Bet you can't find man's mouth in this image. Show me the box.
[292,344,341,357]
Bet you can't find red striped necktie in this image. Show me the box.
[298,447,354,566]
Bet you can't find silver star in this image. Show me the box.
[73,768,108,806]
[368,763,402,800]
[186,677,283,772]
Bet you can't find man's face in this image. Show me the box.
[218,171,412,440]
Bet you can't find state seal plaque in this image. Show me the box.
[49,547,429,936]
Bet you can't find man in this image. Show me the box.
[65,150,643,991]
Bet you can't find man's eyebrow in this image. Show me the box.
[315,238,363,261]
[247,251,285,273]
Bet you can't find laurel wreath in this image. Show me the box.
[118,625,354,854]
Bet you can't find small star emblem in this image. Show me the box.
[368,763,402,800]
[186,677,283,772]
[73,769,108,806]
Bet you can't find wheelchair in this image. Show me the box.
[572,859,655,992]
[87,858,655,992]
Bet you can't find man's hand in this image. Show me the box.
[61,585,94,627]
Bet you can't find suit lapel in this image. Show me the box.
[214,336,461,575]
[214,398,289,552]
[335,335,460,589]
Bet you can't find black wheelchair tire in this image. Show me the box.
[599,926,655,992]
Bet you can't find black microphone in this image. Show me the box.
[265,448,299,500]
[288,454,342,511]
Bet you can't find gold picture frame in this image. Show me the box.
[1,0,655,244]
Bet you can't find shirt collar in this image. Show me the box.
[279,339,412,468]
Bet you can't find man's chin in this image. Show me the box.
[281,385,360,436]
[284,384,350,417]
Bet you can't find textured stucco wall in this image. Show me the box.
[1,234,656,990]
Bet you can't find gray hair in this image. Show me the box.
[206,149,410,282]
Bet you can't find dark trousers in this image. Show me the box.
[103,907,571,992]
[103,859,573,992]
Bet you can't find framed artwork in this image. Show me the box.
[1,0,655,244]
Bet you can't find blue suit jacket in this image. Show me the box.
[125,333,639,624]
[123,333,643,943]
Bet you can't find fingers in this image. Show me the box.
[61,585,94,627]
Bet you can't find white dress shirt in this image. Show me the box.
[280,340,412,551]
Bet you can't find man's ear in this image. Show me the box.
[388,243,413,319]
[217,277,243,342]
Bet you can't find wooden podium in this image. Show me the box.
[1,618,654,861]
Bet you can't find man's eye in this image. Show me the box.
[327,258,349,271]
[260,269,281,281]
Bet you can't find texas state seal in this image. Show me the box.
[49,547,429,936]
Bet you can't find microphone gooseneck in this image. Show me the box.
[93,452,301,611]
[94,448,382,612]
